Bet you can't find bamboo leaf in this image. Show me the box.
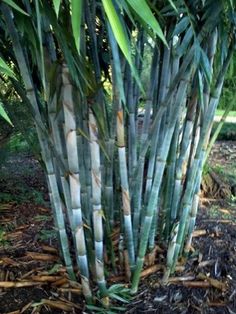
[0,102,13,126]
[71,0,83,53]
[0,57,15,79]
[173,17,190,37]
[53,0,61,17]
[126,0,167,46]
[197,70,204,110]
[168,0,178,13]
[2,0,28,16]
[109,293,129,303]
[35,0,46,96]
[102,0,131,64]
[200,49,212,85]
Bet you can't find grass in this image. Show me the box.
[215,110,236,117]
[211,122,236,140]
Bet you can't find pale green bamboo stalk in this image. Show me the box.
[131,75,190,293]
[132,46,160,251]
[62,64,92,300]
[89,109,107,295]
[162,121,179,240]
[165,46,234,278]
[1,4,76,282]
[205,98,234,162]
[117,108,135,269]
[108,26,135,269]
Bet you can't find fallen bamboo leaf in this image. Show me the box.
[175,266,185,272]
[51,277,68,286]
[58,287,82,295]
[197,273,227,291]
[0,257,18,266]
[31,275,63,282]
[198,259,215,268]
[5,311,20,314]
[0,281,45,288]
[168,275,195,283]
[20,301,33,313]
[25,252,59,261]
[208,301,227,307]
[124,250,131,281]
[68,280,82,289]
[41,245,58,254]
[108,275,125,283]
[40,299,73,311]
[21,269,41,279]
[141,264,164,278]
[6,231,23,240]
[192,229,207,237]
[182,281,210,288]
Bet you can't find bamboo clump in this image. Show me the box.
[0,0,235,304]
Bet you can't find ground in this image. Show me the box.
[0,143,236,314]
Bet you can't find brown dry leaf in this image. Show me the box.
[41,299,73,312]
[20,301,33,313]
[38,207,49,213]
[51,277,68,287]
[208,301,227,307]
[182,281,210,288]
[41,245,58,254]
[6,231,23,240]
[141,264,164,278]
[0,257,18,266]
[108,275,125,283]
[192,229,207,237]
[219,208,231,215]
[124,250,131,281]
[25,252,58,261]
[5,311,20,314]
[15,225,29,231]
[168,275,195,283]
[0,281,43,288]
[197,273,227,291]
[31,275,63,282]
[58,288,82,295]
[198,259,215,268]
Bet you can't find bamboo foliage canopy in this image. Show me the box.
[0,0,235,304]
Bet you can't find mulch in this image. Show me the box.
[0,146,236,314]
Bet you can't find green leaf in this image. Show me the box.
[126,0,167,46]
[200,49,212,85]
[35,0,46,96]
[102,0,131,64]
[0,57,15,79]
[0,102,13,126]
[2,0,29,16]
[53,0,61,17]
[172,17,190,37]
[168,0,178,13]
[109,292,130,303]
[71,0,83,53]
[197,70,204,110]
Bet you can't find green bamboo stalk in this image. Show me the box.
[132,47,160,251]
[89,109,107,295]
[165,45,234,278]
[62,64,92,300]
[1,4,76,282]
[205,98,234,162]
[108,26,135,269]
[131,75,190,293]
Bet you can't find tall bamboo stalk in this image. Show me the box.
[61,64,92,300]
